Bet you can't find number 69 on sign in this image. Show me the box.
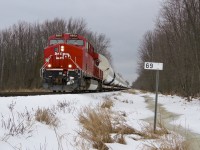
[144,62,163,70]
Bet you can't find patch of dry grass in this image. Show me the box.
[78,93,189,150]
[140,90,148,94]
[101,99,114,109]
[35,108,59,127]
[78,106,136,149]
[138,122,189,150]
[144,133,189,150]
[112,125,137,144]
[137,122,169,140]
[123,89,138,94]
[78,107,113,149]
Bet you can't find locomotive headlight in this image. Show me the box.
[68,64,72,68]
[47,64,52,68]
[61,46,64,52]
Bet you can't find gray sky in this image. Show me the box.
[0,0,162,84]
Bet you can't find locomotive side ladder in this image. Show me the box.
[40,55,52,78]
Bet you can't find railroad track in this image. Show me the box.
[0,88,128,97]
[0,92,72,97]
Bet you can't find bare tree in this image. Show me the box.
[135,0,200,98]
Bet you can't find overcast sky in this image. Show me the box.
[0,0,162,84]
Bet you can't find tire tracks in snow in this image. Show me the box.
[143,95,200,150]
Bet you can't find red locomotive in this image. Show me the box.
[40,33,128,92]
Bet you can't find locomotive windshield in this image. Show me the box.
[49,38,84,46]
[67,39,84,46]
[50,39,65,45]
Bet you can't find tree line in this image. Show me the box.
[133,0,200,99]
[0,18,111,90]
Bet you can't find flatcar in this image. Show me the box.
[40,33,128,92]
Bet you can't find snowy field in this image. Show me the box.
[0,90,200,150]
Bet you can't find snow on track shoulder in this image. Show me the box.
[0,90,200,149]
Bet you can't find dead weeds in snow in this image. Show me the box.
[78,107,113,149]
[35,107,59,127]
[35,100,76,127]
[78,105,136,150]
[77,93,190,150]
[139,121,190,150]
[144,133,189,150]
[123,89,138,94]
[100,99,114,109]
[1,101,35,141]
[57,100,76,114]
[138,122,169,139]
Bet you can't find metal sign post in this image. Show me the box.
[154,70,159,132]
[144,62,163,132]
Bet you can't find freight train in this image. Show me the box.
[40,33,128,92]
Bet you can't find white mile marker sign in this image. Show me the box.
[144,62,163,133]
[144,62,163,70]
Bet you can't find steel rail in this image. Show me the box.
[0,92,72,97]
[0,88,128,97]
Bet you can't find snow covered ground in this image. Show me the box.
[0,90,200,150]
[145,92,200,134]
